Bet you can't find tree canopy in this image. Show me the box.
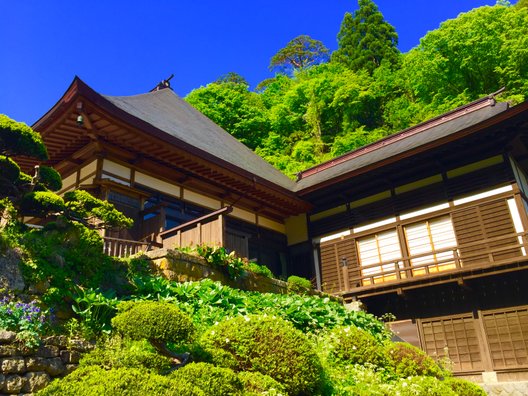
[269,35,329,74]
[332,0,400,73]
[184,2,528,178]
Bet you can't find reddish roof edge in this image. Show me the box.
[33,77,305,205]
[298,93,503,180]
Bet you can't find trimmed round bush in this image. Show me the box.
[79,337,172,373]
[199,315,323,396]
[112,301,195,345]
[325,325,386,367]
[443,377,487,396]
[238,371,287,395]
[18,191,65,216]
[287,275,312,294]
[171,362,243,395]
[38,165,62,191]
[36,366,204,396]
[385,342,447,378]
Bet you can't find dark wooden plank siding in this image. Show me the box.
[482,307,528,370]
[452,199,521,267]
[419,315,484,372]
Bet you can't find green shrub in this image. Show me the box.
[199,315,323,395]
[36,366,203,396]
[238,371,287,395]
[38,165,62,191]
[18,191,65,216]
[386,376,457,396]
[0,114,48,159]
[385,342,447,379]
[324,325,386,367]
[0,155,20,182]
[112,301,195,346]
[247,261,274,278]
[443,377,487,396]
[20,221,123,307]
[80,337,172,373]
[287,275,312,294]
[325,363,387,396]
[171,362,243,395]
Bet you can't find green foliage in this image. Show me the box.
[0,296,48,348]
[193,244,245,279]
[80,336,172,373]
[400,4,528,107]
[18,191,65,216]
[246,261,274,278]
[385,342,447,379]
[215,72,249,85]
[170,362,244,395]
[71,287,119,336]
[388,376,457,396]
[186,82,270,150]
[181,245,274,280]
[0,155,20,183]
[324,325,386,367]
[442,377,487,396]
[36,366,204,396]
[20,220,127,307]
[287,275,312,294]
[199,315,323,395]
[131,277,389,338]
[332,0,400,73]
[64,189,133,229]
[0,114,48,159]
[112,300,195,345]
[37,165,62,192]
[269,34,329,73]
[237,371,287,395]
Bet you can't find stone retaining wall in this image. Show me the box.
[146,248,290,294]
[482,381,528,395]
[0,331,92,395]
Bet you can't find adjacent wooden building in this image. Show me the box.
[27,78,528,381]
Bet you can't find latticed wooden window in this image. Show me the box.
[404,215,457,276]
[357,229,402,285]
[419,314,483,373]
[482,307,528,370]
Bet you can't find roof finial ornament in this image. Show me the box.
[151,74,174,92]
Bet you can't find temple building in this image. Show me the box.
[24,77,528,382]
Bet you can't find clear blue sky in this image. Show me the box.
[1,1,500,125]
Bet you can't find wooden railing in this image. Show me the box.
[347,232,527,289]
[159,207,232,249]
[320,188,528,294]
[103,237,150,258]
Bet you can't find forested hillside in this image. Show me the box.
[186,1,528,178]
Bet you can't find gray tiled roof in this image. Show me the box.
[103,89,296,191]
[294,102,509,192]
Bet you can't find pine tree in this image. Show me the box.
[332,0,399,73]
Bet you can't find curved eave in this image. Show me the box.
[31,77,311,216]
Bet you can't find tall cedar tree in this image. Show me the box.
[269,35,329,74]
[332,0,399,73]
